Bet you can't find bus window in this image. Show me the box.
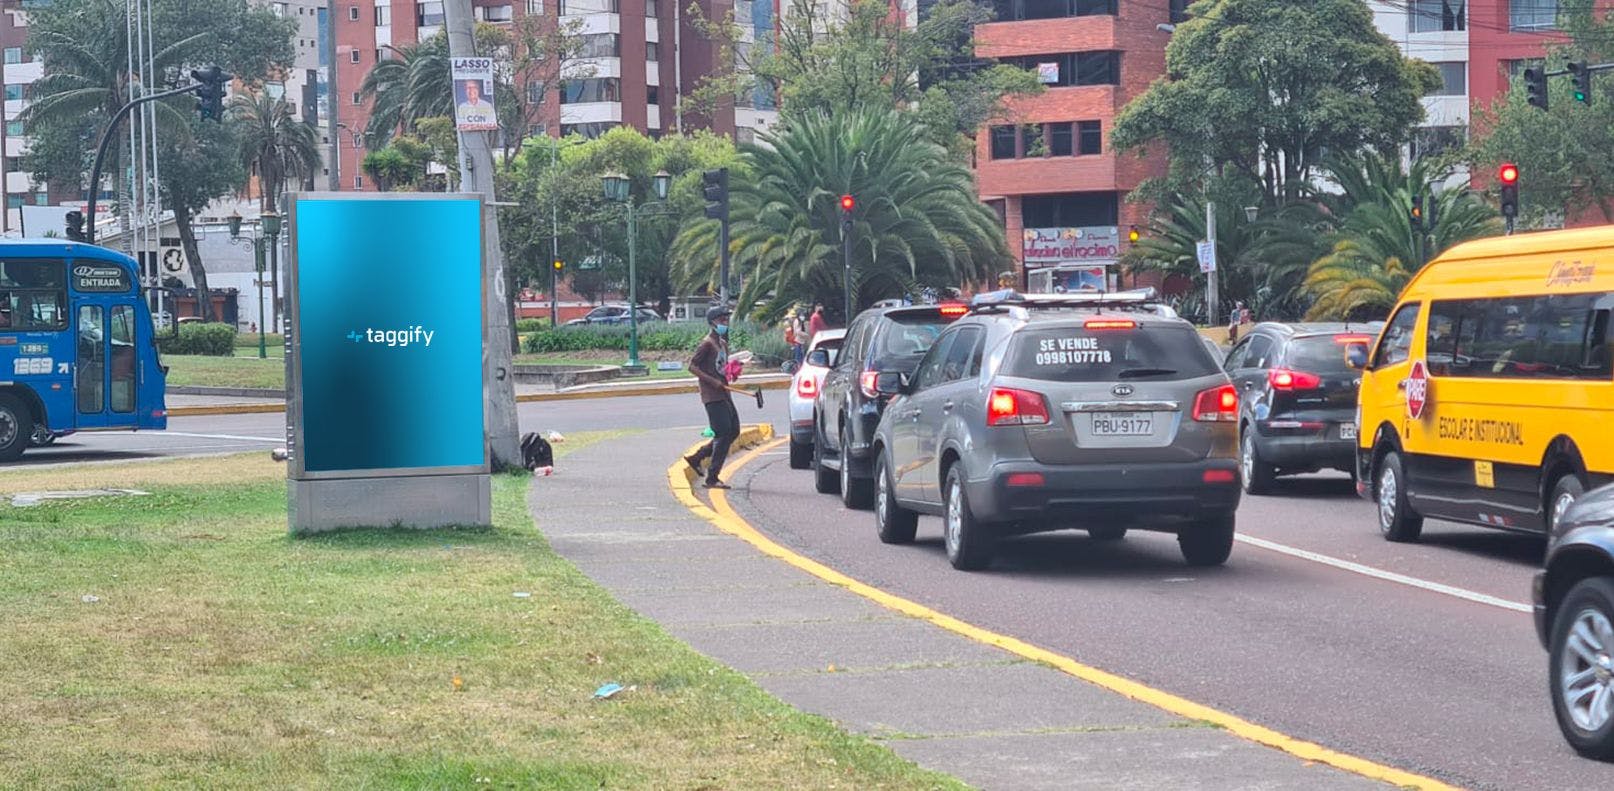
[77,305,104,414]
[1374,303,1420,368]
[110,305,136,413]
[0,259,67,332]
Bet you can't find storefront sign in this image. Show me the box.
[1022,226,1121,269]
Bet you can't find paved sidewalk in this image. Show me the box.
[533,427,1392,790]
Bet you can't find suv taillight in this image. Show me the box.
[987,387,1050,426]
[1268,368,1322,390]
[1193,385,1238,422]
[860,370,881,399]
[797,374,817,399]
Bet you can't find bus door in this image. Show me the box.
[71,296,141,431]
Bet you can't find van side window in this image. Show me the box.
[1432,293,1613,380]
[1375,304,1421,367]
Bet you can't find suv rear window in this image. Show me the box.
[1287,335,1368,374]
[877,312,953,358]
[1003,324,1221,382]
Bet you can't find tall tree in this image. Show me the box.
[228,91,320,213]
[360,33,451,148]
[670,108,1010,321]
[1111,0,1438,205]
[159,119,248,320]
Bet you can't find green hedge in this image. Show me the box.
[515,318,550,333]
[158,322,238,356]
[233,332,285,348]
[522,321,792,365]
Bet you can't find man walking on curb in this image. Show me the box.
[685,304,739,489]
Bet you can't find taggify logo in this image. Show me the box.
[346,326,435,348]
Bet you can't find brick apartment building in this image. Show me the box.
[971,0,1177,293]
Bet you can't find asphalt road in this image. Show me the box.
[6,392,719,468]
[728,422,1613,790]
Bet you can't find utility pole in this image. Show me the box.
[446,0,520,470]
[325,0,341,190]
[550,139,560,326]
[1205,201,1219,327]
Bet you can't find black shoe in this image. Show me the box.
[703,479,732,490]
[684,454,707,477]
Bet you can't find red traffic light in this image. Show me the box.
[840,194,855,212]
[1499,163,1519,185]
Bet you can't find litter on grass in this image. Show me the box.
[9,489,150,507]
[593,682,636,700]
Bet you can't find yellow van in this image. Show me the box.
[1354,226,1614,542]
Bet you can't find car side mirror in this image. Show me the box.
[1345,343,1369,370]
[875,371,906,396]
[806,348,830,367]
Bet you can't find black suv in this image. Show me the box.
[1535,482,1614,760]
[814,303,966,508]
[1222,322,1380,494]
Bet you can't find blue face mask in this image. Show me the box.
[714,323,729,336]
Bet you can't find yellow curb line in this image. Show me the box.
[167,379,790,416]
[668,435,1460,791]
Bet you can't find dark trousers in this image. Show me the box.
[691,398,740,483]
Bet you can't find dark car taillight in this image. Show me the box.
[1268,368,1322,390]
[987,387,1050,426]
[860,370,881,399]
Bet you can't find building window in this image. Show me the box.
[1168,0,1189,23]
[647,84,660,105]
[5,195,22,210]
[559,78,621,103]
[352,91,362,105]
[1430,61,1466,96]
[558,0,621,14]
[3,47,20,64]
[646,41,660,61]
[418,1,445,26]
[355,174,364,189]
[349,49,361,63]
[1411,125,1467,161]
[527,81,545,103]
[1023,192,1118,227]
[1048,122,1073,156]
[991,0,1114,21]
[1013,52,1119,88]
[5,120,21,136]
[989,125,1016,159]
[481,4,514,22]
[32,191,47,206]
[1511,0,1557,31]
[1409,0,1465,33]
[646,0,658,16]
[560,121,620,139]
[1075,52,1118,86]
[1077,120,1101,155]
[4,84,22,101]
[579,33,620,58]
[1020,124,1045,157]
[1507,57,1544,79]
[376,49,383,61]
[348,5,359,20]
[375,6,392,25]
[526,0,543,13]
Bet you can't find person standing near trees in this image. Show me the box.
[808,303,827,345]
[684,305,739,489]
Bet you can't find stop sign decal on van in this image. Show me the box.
[1406,360,1429,420]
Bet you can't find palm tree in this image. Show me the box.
[228,91,320,212]
[1303,152,1500,320]
[360,34,451,148]
[670,108,1010,321]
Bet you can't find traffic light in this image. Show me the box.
[1569,60,1593,105]
[553,259,564,271]
[1499,163,1520,219]
[1410,194,1424,229]
[839,194,854,230]
[64,210,85,242]
[702,168,729,220]
[191,66,231,121]
[1128,225,1140,243]
[1524,67,1549,111]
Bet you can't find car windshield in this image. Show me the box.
[879,313,953,358]
[1287,335,1368,374]
[1003,324,1221,382]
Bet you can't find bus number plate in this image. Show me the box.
[11,357,52,376]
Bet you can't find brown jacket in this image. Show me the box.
[689,333,731,404]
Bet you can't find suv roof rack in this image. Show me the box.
[968,288,1165,316]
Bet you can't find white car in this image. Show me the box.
[788,328,845,469]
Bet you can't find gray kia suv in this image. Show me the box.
[869,291,1241,570]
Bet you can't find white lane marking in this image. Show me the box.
[1235,534,1532,613]
[159,431,282,443]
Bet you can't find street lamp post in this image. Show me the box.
[603,170,672,372]
[227,210,282,359]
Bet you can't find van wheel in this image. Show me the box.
[812,421,839,495]
[0,393,29,462]
[788,437,812,470]
[1179,512,1235,566]
[1549,577,1614,760]
[1376,451,1424,542]
[1548,473,1588,534]
[1240,430,1277,495]
[944,466,995,571]
[875,452,918,544]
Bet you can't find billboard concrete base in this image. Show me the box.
[289,474,492,535]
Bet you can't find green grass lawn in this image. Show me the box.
[0,436,961,790]
[162,353,285,390]
[514,352,695,380]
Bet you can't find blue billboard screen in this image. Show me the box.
[292,196,486,474]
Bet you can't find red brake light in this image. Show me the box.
[860,370,881,399]
[987,387,1050,426]
[1203,469,1236,484]
[1084,319,1136,330]
[1268,368,1322,390]
[1193,385,1238,422]
[1005,472,1046,487]
[940,303,968,317]
[1333,335,1372,345]
[797,374,817,398]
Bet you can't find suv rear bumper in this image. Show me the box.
[967,459,1241,524]
[1252,428,1356,472]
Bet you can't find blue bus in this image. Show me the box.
[0,241,168,461]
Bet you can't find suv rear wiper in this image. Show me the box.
[1116,367,1178,379]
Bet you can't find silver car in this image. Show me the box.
[870,293,1241,571]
